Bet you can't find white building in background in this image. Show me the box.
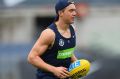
[0,4,55,44]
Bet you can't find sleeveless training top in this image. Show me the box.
[37,22,76,73]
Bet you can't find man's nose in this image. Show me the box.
[73,11,77,16]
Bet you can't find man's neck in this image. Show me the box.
[55,20,70,31]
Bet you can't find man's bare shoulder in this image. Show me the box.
[41,28,55,37]
[39,28,55,44]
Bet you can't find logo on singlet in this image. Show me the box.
[59,39,64,46]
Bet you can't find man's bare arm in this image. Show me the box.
[27,29,55,72]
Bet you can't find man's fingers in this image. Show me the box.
[63,69,70,75]
[60,70,70,78]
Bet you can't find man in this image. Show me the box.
[27,0,77,79]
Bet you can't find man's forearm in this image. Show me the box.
[28,55,55,73]
[71,54,77,62]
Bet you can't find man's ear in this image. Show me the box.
[58,10,64,17]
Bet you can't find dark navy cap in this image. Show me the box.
[55,0,74,14]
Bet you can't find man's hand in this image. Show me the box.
[52,66,70,78]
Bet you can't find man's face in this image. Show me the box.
[62,4,76,24]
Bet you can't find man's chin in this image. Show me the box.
[71,21,74,24]
[68,20,74,24]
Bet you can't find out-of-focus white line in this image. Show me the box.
[88,61,102,75]
[4,0,25,7]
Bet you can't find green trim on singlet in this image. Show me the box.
[57,47,75,59]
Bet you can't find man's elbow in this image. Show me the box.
[27,54,35,64]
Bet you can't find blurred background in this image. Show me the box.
[0,0,120,79]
